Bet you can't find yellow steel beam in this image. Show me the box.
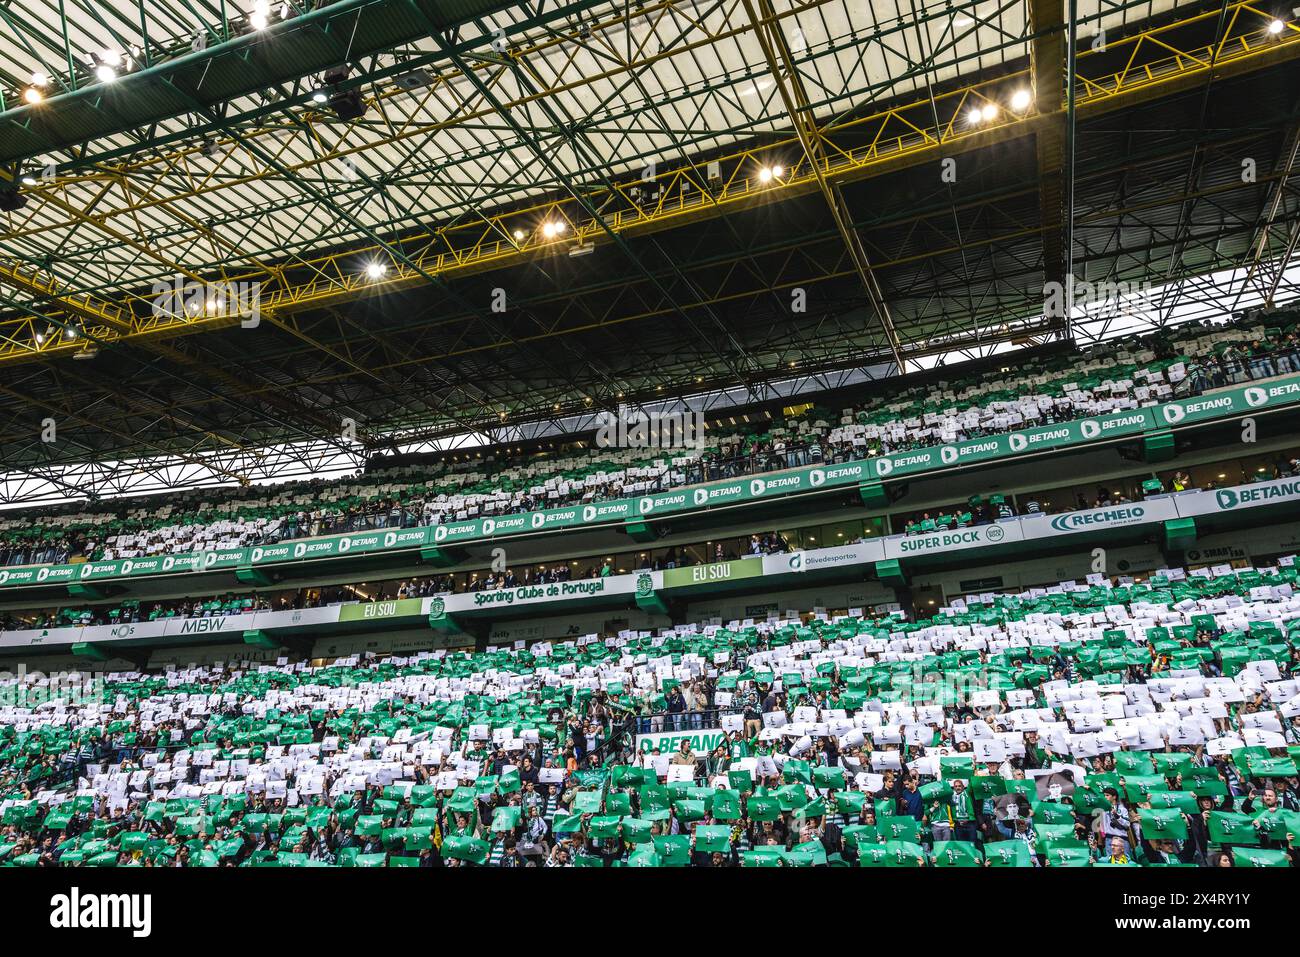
[741,0,907,370]
[1,2,1298,367]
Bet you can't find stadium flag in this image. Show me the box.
[932,840,983,867]
[1207,811,1261,845]
[441,836,490,865]
[1138,807,1189,841]
[1231,846,1291,867]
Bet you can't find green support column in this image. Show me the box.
[243,629,279,650]
[858,480,889,509]
[1142,430,1176,462]
[623,518,659,543]
[634,571,669,615]
[67,582,106,600]
[235,564,273,586]
[420,544,468,567]
[71,642,110,662]
[874,559,908,587]
[1163,517,1197,551]
[427,600,466,634]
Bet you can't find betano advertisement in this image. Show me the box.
[3,374,1299,592]
[5,480,1300,650]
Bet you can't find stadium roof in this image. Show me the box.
[0,0,1299,501]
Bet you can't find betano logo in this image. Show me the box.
[940,445,959,464]
[50,888,151,937]
[1217,489,1240,509]
[694,488,709,505]
[750,478,766,496]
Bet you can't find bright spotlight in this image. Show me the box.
[95,64,116,83]
[542,222,557,238]
[772,164,784,178]
[23,87,42,105]
[1010,88,1032,112]
[758,167,773,183]
[981,103,998,122]
[30,71,48,87]
[967,107,983,125]
[366,261,388,280]
[512,229,525,241]
[1268,18,1284,33]
[64,325,78,339]
[20,174,37,186]
[251,11,268,28]
[311,89,329,104]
